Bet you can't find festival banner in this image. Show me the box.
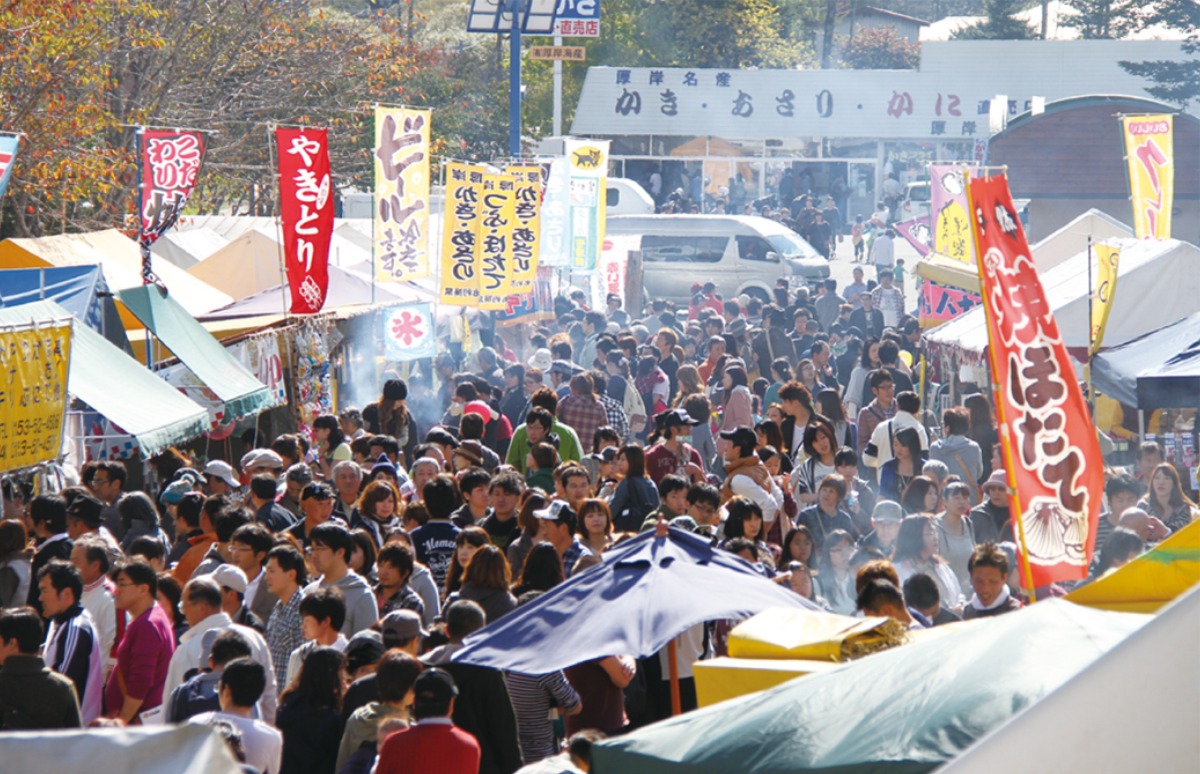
[384,303,436,361]
[1121,114,1174,240]
[565,139,608,271]
[917,281,981,328]
[478,172,518,310]
[0,323,71,473]
[138,129,206,283]
[374,107,431,281]
[893,217,931,257]
[440,162,485,306]
[539,157,570,267]
[929,164,978,263]
[967,174,1104,588]
[506,164,543,295]
[276,127,334,314]
[1089,242,1120,358]
[0,135,19,204]
[594,234,638,311]
[496,267,556,328]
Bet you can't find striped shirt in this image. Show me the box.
[266,589,303,690]
[45,604,105,725]
[504,670,581,764]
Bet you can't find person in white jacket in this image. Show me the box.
[718,428,785,526]
[863,391,929,470]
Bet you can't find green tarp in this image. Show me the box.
[592,600,1148,774]
[118,284,272,422]
[0,301,209,457]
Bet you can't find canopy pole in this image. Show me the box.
[667,639,682,717]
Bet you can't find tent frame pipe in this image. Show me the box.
[668,640,682,717]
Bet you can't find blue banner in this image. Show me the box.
[0,136,19,203]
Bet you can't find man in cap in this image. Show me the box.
[375,669,481,774]
[645,409,705,485]
[64,493,123,566]
[534,500,592,579]
[718,427,784,525]
[858,500,903,558]
[204,461,242,498]
[284,482,337,549]
[247,474,297,533]
[605,292,628,328]
[241,449,285,480]
[548,359,578,400]
[339,609,426,724]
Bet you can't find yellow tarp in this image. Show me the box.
[914,251,982,293]
[693,657,839,707]
[727,608,908,662]
[1066,520,1200,613]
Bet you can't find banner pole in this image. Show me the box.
[1086,235,1095,417]
[370,106,377,307]
[268,126,288,320]
[963,169,1038,600]
[134,127,156,371]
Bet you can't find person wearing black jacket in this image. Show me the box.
[27,494,73,614]
[0,607,82,730]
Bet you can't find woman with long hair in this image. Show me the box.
[277,647,345,774]
[845,337,881,416]
[815,388,855,450]
[792,421,840,506]
[816,529,857,614]
[511,542,565,599]
[576,498,614,555]
[683,393,717,474]
[878,427,924,504]
[362,378,420,469]
[455,544,517,623]
[718,364,753,453]
[673,364,704,408]
[506,490,549,579]
[348,528,378,583]
[155,572,188,644]
[720,496,777,569]
[762,358,793,411]
[118,491,170,557]
[0,519,30,610]
[783,560,830,610]
[608,444,660,533]
[900,475,940,516]
[964,393,998,479]
[893,514,963,608]
[351,480,403,548]
[1139,462,1198,532]
[443,526,490,600]
[311,413,352,480]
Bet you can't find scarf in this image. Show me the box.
[635,368,666,397]
[721,456,773,502]
[968,582,1011,612]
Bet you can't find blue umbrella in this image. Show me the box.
[453,526,817,711]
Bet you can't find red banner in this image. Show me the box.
[276,128,333,314]
[139,129,206,282]
[968,175,1103,587]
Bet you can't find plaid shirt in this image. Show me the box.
[265,589,303,690]
[597,392,630,440]
[562,537,594,578]
[558,394,609,451]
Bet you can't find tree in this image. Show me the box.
[840,26,921,69]
[953,0,1038,39]
[1120,0,1200,107]
[1067,0,1141,38]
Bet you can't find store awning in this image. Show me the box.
[117,285,273,422]
[0,301,209,457]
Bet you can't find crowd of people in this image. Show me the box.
[0,277,1195,774]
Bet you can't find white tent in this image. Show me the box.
[174,214,277,240]
[149,227,229,269]
[938,587,1200,773]
[1030,208,1133,272]
[924,238,1200,361]
[2,724,241,774]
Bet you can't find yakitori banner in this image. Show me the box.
[1121,114,1173,240]
[968,174,1103,587]
[276,127,333,314]
[138,129,206,282]
[0,323,71,472]
[375,107,431,280]
[440,162,485,306]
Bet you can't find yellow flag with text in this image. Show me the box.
[1121,114,1173,240]
[506,165,542,295]
[440,162,485,306]
[1090,243,1120,357]
[478,172,518,310]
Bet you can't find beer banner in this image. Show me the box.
[893,217,931,257]
[276,127,334,314]
[506,164,543,295]
[1089,243,1120,357]
[967,174,1103,588]
[440,162,485,306]
[384,303,436,361]
[0,323,71,473]
[0,135,19,203]
[374,107,431,281]
[929,164,977,263]
[478,172,518,310]
[918,281,980,328]
[539,157,570,267]
[138,129,206,283]
[1121,114,1173,240]
[565,139,608,271]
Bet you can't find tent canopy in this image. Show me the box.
[1028,207,1132,272]
[591,600,1147,774]
[924,238,1200,359]
[149,227,229,269]
[0,265,130,352]
[0,229,232,318]
[0,301,208,457]
[1092,311,1200,408]
[117,285,273,422]
[1,724,241,774]
[1065,519,1200,614]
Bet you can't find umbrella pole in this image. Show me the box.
[668,639,682,716]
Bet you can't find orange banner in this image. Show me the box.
[967,174,1104,587]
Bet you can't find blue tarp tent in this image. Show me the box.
[0,265,131,353]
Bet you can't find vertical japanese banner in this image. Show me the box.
[496,266,556,328]
[138,129,207,283]
[1089,243,1120,358]
[374,107,431,281]
[565,139,608,271]
[0,135,19,203]
[929,164,977,263]
[1121,114,1174,240]
[0,324,71,473]
[478,172,517,310]
[440,162,484,306]
[539,157,570,267]
[506,164,543,295]
[893,217,932,257]
[967,174,1103,588]
[276,127,334,314]
[383,304,436,361]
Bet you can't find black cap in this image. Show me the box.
[415,668,459,703]
[718,427,757,450]
[65,494,104,529]
[656,408,700,429]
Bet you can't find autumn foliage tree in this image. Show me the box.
[840,27,921,69]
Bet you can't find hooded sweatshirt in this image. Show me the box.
[305,571,379,636]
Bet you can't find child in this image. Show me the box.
[893,258,906,295]
[851,215,865,262]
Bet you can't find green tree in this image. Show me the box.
[953,0,1037,39]
[840,26,920,68]
[1067,0,1140,38]
[1120,0,1200,107]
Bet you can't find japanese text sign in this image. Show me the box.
[0,323,71,473]
[552,0,600,37]
[375,107,431,281]
[565,139,608,271]
[930,164,978,263]
[139,129,206,283]
[506,165,543,295]
[1089,243,1120,357]
[968,174,1103,587]
[1121,114,1173,240]
[440,162,485,306]
[478,172,518,310]
[384,303,435,361]
[276,127,333,314]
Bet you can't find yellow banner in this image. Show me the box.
[1121,114,1173,240]
[0,324,71,472]
[1090,242,1120,357]
[506,165,542,295]
[374,107,431,280]
[440,162,485,306]
[477,172,517,310]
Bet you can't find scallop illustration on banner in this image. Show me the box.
[384,303,435,361]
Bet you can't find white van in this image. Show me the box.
[606,179,656,215]
[605,214,830,304]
